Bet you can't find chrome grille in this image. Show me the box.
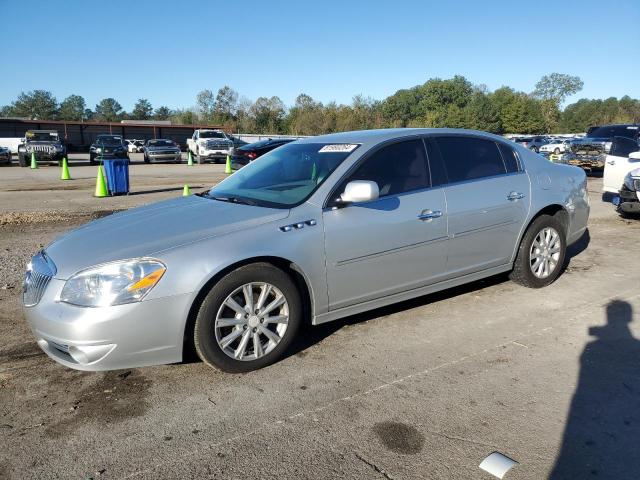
[205,140,231,149]
[26,145,56,154]
[23,251,56,307]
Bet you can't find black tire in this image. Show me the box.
[89,153,97,166]
[195,149,203,164]
[143,154,150,164]
[194,263,302,373]
[554,148,560,154]
[510,214,566,288]
[18,154,28,167]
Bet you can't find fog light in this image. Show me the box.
[68,344,115,365]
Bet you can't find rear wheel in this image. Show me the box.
[195,148,203,164]
[194,263,302,373]
[18,154,28,167]
[510,214,566,288]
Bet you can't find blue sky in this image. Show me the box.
[1,0,638,111]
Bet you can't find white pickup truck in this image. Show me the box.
[186,129,234,164]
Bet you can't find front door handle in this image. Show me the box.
[606,160,616,165]
[507,191,525,201]
[418,210,443,221]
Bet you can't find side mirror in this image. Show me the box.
[629,151,640,161]
[339,180,379,204]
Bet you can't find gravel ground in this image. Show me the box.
[1,172,640,479]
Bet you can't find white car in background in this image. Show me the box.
[603,137,640,193]
[539,139,573,155]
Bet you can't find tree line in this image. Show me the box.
[1,73,638,135]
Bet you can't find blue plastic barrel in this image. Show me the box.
[102,159,130,195]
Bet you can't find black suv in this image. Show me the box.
[89,134,129,165]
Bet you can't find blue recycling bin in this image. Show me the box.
[102,159,130,195]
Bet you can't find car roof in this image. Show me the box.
[295,128,507,148]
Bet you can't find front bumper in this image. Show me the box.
[23,277,193,371]
[148,152,182,161]
[613,187,640,214]
[199,149,232,159]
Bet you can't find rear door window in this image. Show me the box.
[434,136,507,183]
[497,142,521,173]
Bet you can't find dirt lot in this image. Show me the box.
[1,162,639,479]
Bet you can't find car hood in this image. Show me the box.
[46,196,290,279]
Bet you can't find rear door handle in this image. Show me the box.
[607,160,616,165]
[507,192,525,201]
[418,210,443,221]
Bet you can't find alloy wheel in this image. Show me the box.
[214,282,289,361]
[529,227,561,279]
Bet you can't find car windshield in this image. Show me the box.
[148,140,174,147]
[199,131,227,139]
[27,132,58,142]
[96,137,122,146]
[206,142,358,208]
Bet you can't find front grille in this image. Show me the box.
[152,150,178,155]
[206,141,231,149]
[23,251,56,307]
[26,145,56,154]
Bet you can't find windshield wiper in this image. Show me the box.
[208,195,258,206]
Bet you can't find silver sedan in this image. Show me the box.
[23,129,589,372]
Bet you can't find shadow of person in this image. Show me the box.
[550,300,640,479]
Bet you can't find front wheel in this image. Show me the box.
[554,148,560,154]
[194,263,302,373]
[510,214,566,288]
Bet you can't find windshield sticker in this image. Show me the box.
[318,144,359,153]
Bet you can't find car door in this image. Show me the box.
[603,136,640,193]
[427,135,530,276]
[323,138,448,311]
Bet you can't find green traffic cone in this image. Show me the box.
[183,184,191,196]
[60,157,71,180]
[94,166,108,198]
[225,154,232,174]
[187,150,194,166]
[30,152,38,169]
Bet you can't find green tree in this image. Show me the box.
[95,98,123,121]
[153,106,172,120]
[251,96,285,133]
[196,89,216,123]
[213,86,238,124]
[58,94,86,121]
[287,93,325,135]
[10,90,58,120]
[465,92,502,133]
[131,98,153,120]
[533,73,584,104]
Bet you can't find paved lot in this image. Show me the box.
[1,166,639,479]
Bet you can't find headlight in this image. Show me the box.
[95,147,102,153]
[199,141,207,148]
[624,173,640,192]
[60,259,166,307]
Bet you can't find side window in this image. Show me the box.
[343,139,429,198]
[497,142,521,173]
[434,136,507,183]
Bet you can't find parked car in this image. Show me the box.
[186,129,234,163]
[23,128,589,373]
[231,138,296,169]
[17,130,66,167]
[602,136,640,193]
[0,146,11,164]
[514,136,549,152]
[142,139,182,163]
[126,139,145,153]
[539,139,573,155]
[612,165,640,217]
[89,135,129,165]
[567,124,640,173]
